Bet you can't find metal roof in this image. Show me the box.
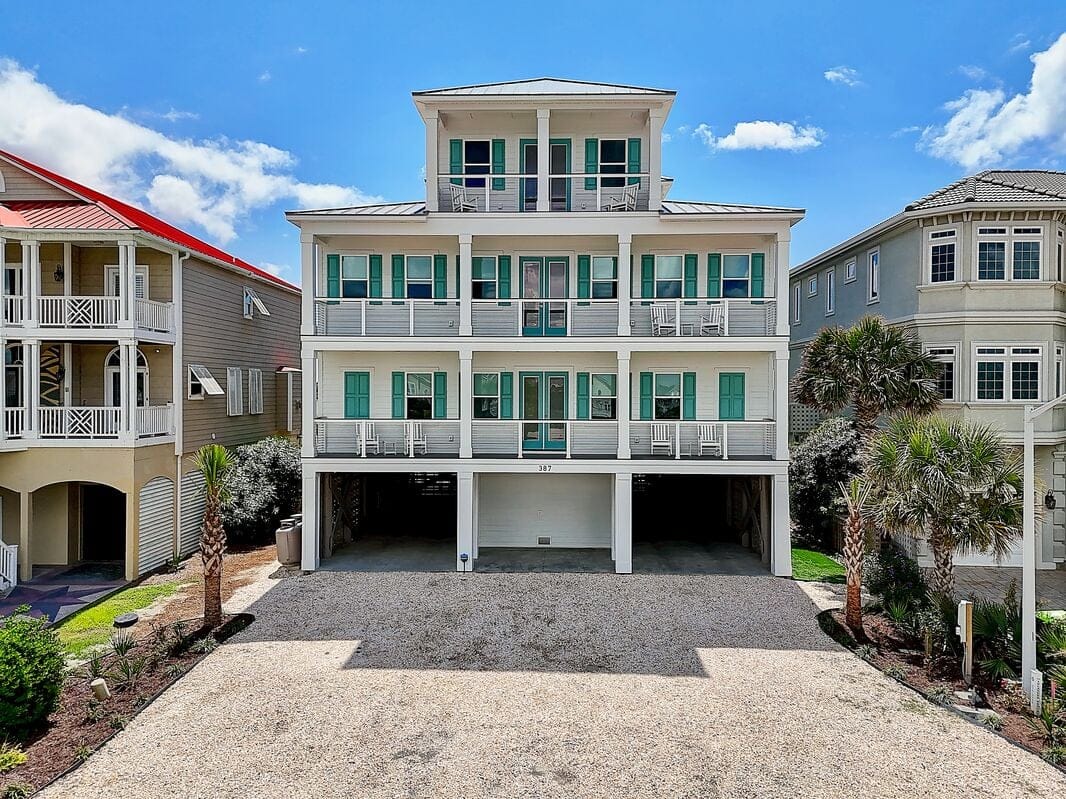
[287,199,802,218]
[413,77,675,96]
[661,200,804,216]
[0,200,132,230]
[286,201,427,217]
[906,170,1066,210]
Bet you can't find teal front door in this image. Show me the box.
[718,372,746,420]
[520,371,567,451]
[521,256,569,336]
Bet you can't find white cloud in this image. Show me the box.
[1008,34,1031,54]
[260,262,290,277]
[676,124,690,135]
[258,71,272,83]
[694,121,824,152]
[0,59,375,244]
[958,64,988,81]
[294,46,308,55]
[920,32,1066,169]
[891,125,922,138]
[824,66,862,87]
[660,131,672,143]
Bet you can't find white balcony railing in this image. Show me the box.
[437,173,651,213]
[3,296,23,325]
[313,419,461,457]
[137,403,174,437]
[38,406,122,439]
[3,408,25,439]
[0,541,17,590]
[313,299,460,336]
[629,299,778,337]
[135,298,175,333]
[629,421,777,460]
[38,296,122,328]
[471,299,619,336]
[471,419,619,458]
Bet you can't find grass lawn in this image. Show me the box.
[56,581,185,656]
[791,548,846,583]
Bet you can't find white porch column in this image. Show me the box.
[458,234,472,335]
[471,473,480,558]
[459,349,472,458]
[771,473,792,577]
[613,473,632,573]
[301,469,319,571]
[457,470,474,571]
[301,349,316,458]
[424,110,439,212]
[62,243,72,297]
[24,340,39,438]
[774,352,789,461]
[617,233,632,335]
[18,490,31,582]
[300,234,315,336]
[648,110,665,210]
[617,352,631,459]
[536,109,550,212]
[121,241,138,325]
[775,231,791,337]
[21,241,38,327]
[121,341,137,438]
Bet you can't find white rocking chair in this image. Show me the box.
[406,421,428,456]
[697,423,723,458]
[449,184,479,213]
[362,422,380,456]
[651,423,673,457]
[601,182,639,212]
[651,303,676,336]
[700,304,724,336]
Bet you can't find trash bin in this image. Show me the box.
[275,518,300,565]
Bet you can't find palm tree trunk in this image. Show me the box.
[204,571,222,628]
[200,489,226,629]
[843,507,865,632]
[930,539,955,597]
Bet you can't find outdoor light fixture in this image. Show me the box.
[459,552,469,573]
[53,264,64,282]
[1045,490,1057,511]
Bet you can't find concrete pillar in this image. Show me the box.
[775,232,791,337]
[617,353,631,459]
[424,110,439,212]
[774,352,789,461]
[771,473,792,577]
[613,473,632,573]
[300,234,315,336]
[18,490,30,582]
[536,109,550,212]
[648,111,665,210]
[617,233,632,335]
[124,487,138,581]
[459,235,472,335]
[301,470,319,571]
[459,351,472,458]
[457,470,474,571]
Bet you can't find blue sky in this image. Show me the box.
[2,2,1065,282]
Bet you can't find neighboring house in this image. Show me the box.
[287,77,802,576]
[0,149,301,586]
[789,170,1066,570]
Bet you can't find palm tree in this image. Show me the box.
[839,478,871,632]
[792,316,942,440]
[195,444,233,628]
[866,415,1024,597]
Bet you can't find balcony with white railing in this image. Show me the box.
[1,295,175,334]
[136,403,174,438]
[471,299,619,336]
[135,299,175,333]
[3,408,25,439]
[436,174,651,213]
[313,299,460,337]
[38,406,122,439]
[629,299,778,337]
[313,419,461,457]
[3,296,23,326]
[471,419,619,458]
[629,421,777,460]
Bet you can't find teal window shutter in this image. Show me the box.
[683,254,698,298]
[391,255,405,298]
[719,373,745,420]
[449,139,462,185]
[707,253,721,298]
[326,254,340,298]
[639,372,653,420]
[499,372,513,419]
[584,138,598,190]
[369,255,383,298]
[682,372,696,420]
[751,253,765,298]
[433,372,447,419]
[640,255,655,298]
[577,255,591,299]
[391,372,405,418]
[491,139,506,191]
[344,372,369,419]
[576,372,590,419]
[454,254,460,299]
[627,138,641,185]
[433,254,448,298]
[498,255,511,299]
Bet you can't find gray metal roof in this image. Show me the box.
[906,170,1066,210]
[413,77,675,97]
[661,200,804,216]
[287,199,802,218]
[286,201,426,217]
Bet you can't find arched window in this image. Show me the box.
[104,347,149,407]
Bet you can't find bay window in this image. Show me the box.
[975,226,1042,281]
[928,229,956,283]
[974,345,1041,401]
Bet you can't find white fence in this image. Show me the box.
[629,299,778,337]
[314,299,460,336]
[135,298,175,333]
[313,419,461,457]
[0,542,17,589]
[137,404,174,437]
[38,406,122,439]
[38,296,122,327]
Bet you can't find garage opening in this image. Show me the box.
[322,473,456,571]
[632,474,770,574]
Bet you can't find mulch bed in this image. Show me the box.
[819,608,1062,771]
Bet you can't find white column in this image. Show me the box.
[301,350,316,458]
[21,241,38,327]
[648,110,665,210]
[536,109,550,212]
[457,470,474,571]
[119,341,132,438]
[24,340,38,437]
[771,473,792,577]
[301,470,319,571]
[617,233,632,335]
[774,352,789,461]
[0,335,5,439]
[121,241,137,325]
[62,243,72,297]
[300,234,315,336]
[458,234,472,335]
[617,352,631,459]
[459,350,472,458]
[775,231,791,337]
[1022,410,1037,700]
[424,110,439,212]
[471,473,479,558]
[613,473,632,573]
[18,490,31,582]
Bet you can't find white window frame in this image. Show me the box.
[792,282,801,323]
[654,254,684,299]
[867,248,880,304]
[653,372,682,421]
[471,255,497,300]
[338,254,370,298]
[405,371,435,420]
[404,254,434,300]
[248,368,263,414]
[926,228,957,284]
[1056,228,1063,282]
[227,367,244,416]
[243,287,270,319]
[590,373,617,420]
[599,138,627,188]
[926,345,958,403]
[591,255,618,299]
[463,139,491,188]
[824,268,835,316]
[473,372,500,419]
[974,225,1044,282]
[104,265,149,299]
[844,259,857,284]
[972,344,1043,403]
[1056,344,1065,399]
[807,274,818,296]
[188,364,224,400]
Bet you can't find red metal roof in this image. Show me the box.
[0,149,297,292]
[0,200,132,231]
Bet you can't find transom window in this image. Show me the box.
[807,274,818,296]
[341,255,368,298]
[975,345,1042,401]
[976,226,1042,281]
[654,255,683,298]
[599,139,626,188]
[591,256,617,299]
[405,255,433,299]
[591,374,617,420]
[654,373,681,420]
[927,346,956,401]
[472,256,497,299]
[405,373,434,419]
[928,229,956,283]
[463,140,490,188]
[473,372,500,419]
[723,254,751,298]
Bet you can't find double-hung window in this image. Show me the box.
[1013,229,1042,280]
[405,255,433,299]
[975,346,1042,401]
[341,255,368,298]
[599,139,626,188]
[473,373,500,419]
[591,256,617,299]
[1057,229,1063,281]
[723,254,752,298]
[928,229,956,283]
[653,373,682,420]
[472,257,497,299]
[405,373,434,419]
[463,140,490,188]
[867,249,880,302]
[824,268,835,315]
[590,374,617,419]
[807,274,818,296]
[927,347,957,401]
[976,226,1043,281]
[654,255,683,298]
[977,228,1007,280]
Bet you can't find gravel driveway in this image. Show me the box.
[45,567,1066,799]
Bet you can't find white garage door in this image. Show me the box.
[138,476,175,575]
[478,474,611,548]
[179,470,206,557]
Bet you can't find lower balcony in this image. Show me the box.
[4,404,174,441]
[314,419,461,457]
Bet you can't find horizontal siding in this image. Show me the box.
[478,474,612,548]
[137,476,175,574]
[179,471,206,556]
[0,163,76,201]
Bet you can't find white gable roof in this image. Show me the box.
[413,77,674,97]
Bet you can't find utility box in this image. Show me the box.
[276,518,301,565]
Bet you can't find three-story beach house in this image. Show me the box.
[288,78,802,575]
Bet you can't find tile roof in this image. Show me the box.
[906,170,1066,210]
[413,77,675,96]
[0,200,132,230]
[0,149,297,292]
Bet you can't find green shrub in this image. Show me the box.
[788,418,862,550]
[971,582,1022,682]
[0,741,26,773]
[0,607,66,738]
[865,543,929,610]
[223,436,301,545]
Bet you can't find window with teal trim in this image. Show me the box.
[341,255,368,298]
[591,256,617,299]
[473,373,500,419]
[723,254,751,298]
[654,373,681,420]
[655,255,683,298]
[464,140,490,188]
[405,256,433,299]
[472,257,497,299]
[405,373,433,419]
[591,373,616,419]
[599,139,626,188]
